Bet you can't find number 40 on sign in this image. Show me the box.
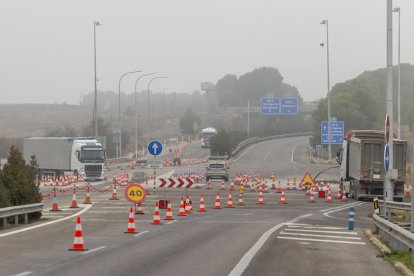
[125,184,146,204]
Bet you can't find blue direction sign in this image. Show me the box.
[261,97,280,115]
[280,97,298,114]
[147,140,163,156]
[384,144,390,173]
[321,121,344,145]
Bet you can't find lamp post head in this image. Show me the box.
[393,7,400,12]
[94,21,102,26]
[320,20,328,25]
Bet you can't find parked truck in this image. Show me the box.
[336,130,407,201]
[23,137,106,180]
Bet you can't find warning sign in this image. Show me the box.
[299,172,316,187]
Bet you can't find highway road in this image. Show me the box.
[0,137,397,276]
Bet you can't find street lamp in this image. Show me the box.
[134,72,157,159]
[118,70,141,158]
[393,7,401,139]
[93,21,102,138]
[147,76,168,119]
[321,19,331,161]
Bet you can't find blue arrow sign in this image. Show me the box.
[148,140,163,156]
[384,144,390,173]
[321,121,344,145]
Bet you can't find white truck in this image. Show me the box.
[23,137,106,181]
[201,127,217,148]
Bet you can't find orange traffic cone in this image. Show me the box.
[69,216,87,251]
[326,190,333,203]
[226,192,234,208]
[276,181,282,193]
[50,188,61,211]
[238,193,244,206]
[135,202,145,215]
[198,194,206,212]
[207,180,212,189]
[257,188,265,205]
[70,186,79,208]
[271,180,276,190]
[152,202,162,225]
[336,189,341,200]
[263,182,269,193]
[214,192,222,209]
[178,197,186,216]
[220,179,226,190]
[165,199,174,220]
[281,189,287,204]
[309,189,315,203]
[110,183,119,200]
[83,185,92,204]
[125,207,138,233]
[341,189,347,202]
[185,195,192,214]
[229,180,235,191]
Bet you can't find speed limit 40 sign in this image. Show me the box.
[125,184,146,204]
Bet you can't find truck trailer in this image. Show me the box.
[336,130,406,201]
[23,137,105,180]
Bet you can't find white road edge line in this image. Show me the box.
[288,225,347,230]
[13,272,33,276]
[291,142,305,164]
[228,213,313,276]
[165,220,177,225]
[319,201,362,213]
[134,230,149,237]
[81,246,107,255]
[276,236,366,245]
[323,202,365,218]
[232,142,262,162]
[0,204,93,239]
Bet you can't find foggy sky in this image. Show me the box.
[0,0,413,104]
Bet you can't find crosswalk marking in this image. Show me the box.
[276,236,366,245]
[284,228,357,235]
[287,225,346,230]
[279,231,362,240]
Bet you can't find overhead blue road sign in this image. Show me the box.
[384,144,390,173]
[148,140,163,156]
[321,121,344,145]
[280,97,298,114]
[261,97,280,115]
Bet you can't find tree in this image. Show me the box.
[210,128,232,156]
[0,177,10,208]
[1,146,41,219]
[179,108,201,134]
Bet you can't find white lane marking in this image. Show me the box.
[291,142,305,164]
[13,272,33,276]
[319,201,362,213]
[228,213,313,276]
[284,229,357,235]
[232,142,262,162]
[288,225,347,230]
[134,230,149,237]
[279,231,361,240]
[101,206,127,209]
[300,242,310,245]
[264,149,273,161]
[165,220,177,225]
[81,246,107,255]
[323,202,365,218]
[41,215,65,219]
[285,223,311,226]
[276,236,366,245]
[0,204,93,239]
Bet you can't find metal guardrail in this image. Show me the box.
[231,132,313,157]
[0,203,43,228]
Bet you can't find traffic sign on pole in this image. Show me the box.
[148,140,162,156]
[125,184,146,204]
[321,121,344,145]
[384,144,390,173]
[280,97,298,114]
[260,97,280,114]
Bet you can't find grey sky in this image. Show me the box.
[0,0,413,104]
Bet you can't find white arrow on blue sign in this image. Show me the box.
[148,140,163,156]
[384,144,390,173]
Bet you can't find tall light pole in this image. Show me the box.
[118,70,140,158]
[147,76,168,118]
[134,72,156,159]
[393,7,401,140]
[321,19,331,161]
[93,21,102,138]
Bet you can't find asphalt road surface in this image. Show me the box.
[1,137,398,276]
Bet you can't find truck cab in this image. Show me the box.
[72,139,105,180]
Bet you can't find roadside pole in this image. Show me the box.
[411,114,414,232]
